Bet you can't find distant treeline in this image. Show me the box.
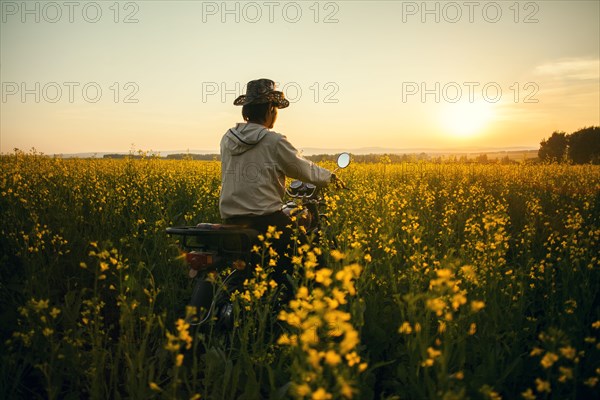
[165,154,219,160]
[307,153,533,164]
[103,153,219,160]
[538,126,600,164]
[103,154,147,159]
[102,152,534,164]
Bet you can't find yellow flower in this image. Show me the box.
[330,249,345,261]
[340,381,354,398]
[460,265,476,282]
[176,354,184,367]
[584,377,598,387]
[335,264,362,295]
[315,268,333,287]
[471,300,485,312]
[398,322,412,334]
[176,318,193,349]
[294,384,311,397]
[277,333,298,346]
[31,299,49,311]
[307,349,321,368]
[535,378,551,393]
[529,347,543,357]
[452,292,467,310]
[414,322,422,333]
[345,351,361,366]
[421,358,434,367]
[521,388,535,400]
[340,329,359,354]
[324,350,341,366]
[312,388,332,400]
[149,382,162,392]
[50,307,61,319]
[279,311,302,328]
[268,247,279,258]
[558,366,573,382]
[331,288,347,305]
[559,346,576,360]
[540,352,558,369]
[436,268,452,279]
[427,347,442,359]
[266,225,281,239]
[468,323,477,335]
[426,297,446,316]
[438,321,447,334]
[304,252,319,269]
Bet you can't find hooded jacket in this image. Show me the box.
[219,122,332,219]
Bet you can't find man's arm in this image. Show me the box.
[276,136,332,186]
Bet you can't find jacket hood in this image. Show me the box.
[222,123,269,155]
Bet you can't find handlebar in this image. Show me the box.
[285,178,349,201]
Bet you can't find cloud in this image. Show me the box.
[530,57,600,110]
[534,58,600,81]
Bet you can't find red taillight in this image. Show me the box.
[186,251,215,270]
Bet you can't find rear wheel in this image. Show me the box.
[189,278,215,325]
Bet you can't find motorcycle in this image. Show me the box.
[166,152,350,330]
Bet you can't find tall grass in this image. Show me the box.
[1,151,599,399]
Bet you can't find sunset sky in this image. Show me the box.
[1,0,599,155]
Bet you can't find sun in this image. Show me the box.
[439,100,495,138]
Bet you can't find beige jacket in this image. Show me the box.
[219,122,332,219]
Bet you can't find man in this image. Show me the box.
[219,78,337,277]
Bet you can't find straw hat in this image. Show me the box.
[233,78,289,109]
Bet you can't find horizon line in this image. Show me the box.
[2,145,540,157]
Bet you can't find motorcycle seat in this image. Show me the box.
[196,223,248,230]
[166,224,258,238]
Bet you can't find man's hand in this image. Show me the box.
[330,173,346,189]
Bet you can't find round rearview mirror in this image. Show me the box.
[337,152,351,169]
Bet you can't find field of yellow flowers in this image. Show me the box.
[1,151,599,399]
